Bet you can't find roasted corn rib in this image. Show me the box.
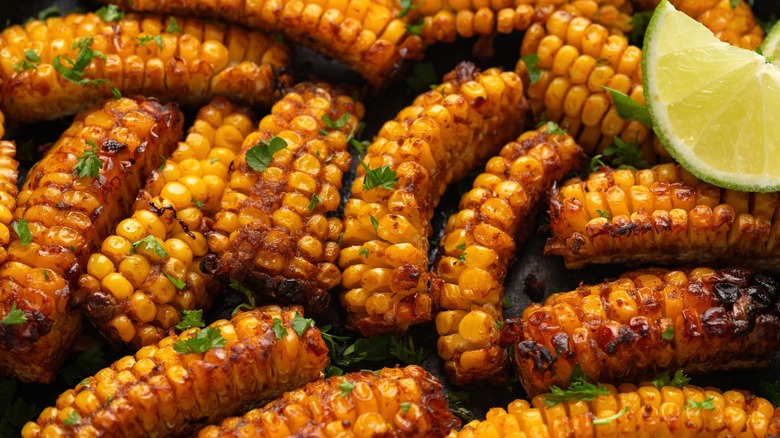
[0,11,290,124]
[545,163,780,269]
[79,97,254,348]
[22,306,329,438]
[100,0,423,87]
[198,365,460,437]
[453,383,780,437]
[0,110,19,266]
[515,11,659,162]
[433,126,583,387]
[340,62,528,336]
[211,82,361,314]
[0,97,183,383]
[502,267,780,397]
[416,0,634,45]
[632,0,764,49]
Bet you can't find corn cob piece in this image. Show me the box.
[417,0,635,45]
[22,306,328,438]
[515,11,661,163]
[632,0,764,50]
[452,382,780,437]
[340,62,528,336]
[545,163,780,269]
[433,126,583,387]
[0,97,183,383]
[209,82,361,314]
[79,97,254,348]
[198,365,460,437]
[0,110,19,266]
[99,0,423,87]
[0,11,291,124]
[502,267,780,397]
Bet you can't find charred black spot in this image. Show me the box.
[702,307,731,336]
[200,254,220,275]
[516,340,556,372]
[551,332,572,358]
[85,291,116,322]
[752,274,779,303]
[604,326,637,355]
[103,139,127,153]
[148,201,175,217]
[713,282,740,306]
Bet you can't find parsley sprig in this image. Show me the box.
[272,318,288,339]
[130,235,168,259]
[521,54,541,84]
[176,309,205,330]
[650,370,690,389]
[361,162,398,191]
[95,5,125,22]
[603,86,652,126]
[74,140,103,178]
[1,303,27,326]
[684,397,715,411]
[52,37,120,99]
[173,327,226,354]
[448,391,474,422]
[291,312,316,337]
[11,219,32,246]
[397,0,419,19]
[543,364,610,406]
[229,278,256,316]
[12,49,40,72]
[246,136,288,172]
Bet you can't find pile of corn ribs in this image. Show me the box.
[0,0,777,436]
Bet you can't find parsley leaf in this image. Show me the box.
[340,333,426,366]
[291,312,316,337]
[543,364,610,406]
[322,114,350,130]
[662,325,674,340]
[11,219,32,246]
[230,278,256,316]
[130,235,168,259]
[176,309,205,330]
[167,17,182,34]
[397,0,419,19]
[52,37,120,99]
[272,318,288,339]
[12,49,41,72]
[596,209,611,219]
[627,11,653,46]
[74,140,103,178]
[320,324,350,362]
[246,136,287,172]
[521,54,541,84]
[455,242,467,251]
[191,196,204,209]
[59,345,107,386]
[1,303,27,326]
[95,5,125,22]
[62,410,81,427]
[369,214,381,235]
[593,406,628,425]
[757,380,780,406]
[339,381,356,396]
[406,61,437,92]
[325,365,344,377]
[502,294,512,309]
[359,247,369,259]
[137,35,163,49]
[361,162,398,191]
[729,0,739,8]
[588,154,608,173]
[405,18,424,35]
[165,273,185,290]
[37,5,62,21]
[542,121,567,135]
[308,193,322,213]
[603,137,650,170]
[650,370,690,389]
[603,86,652,126]
[389,334,427,364]
[173,327,226,354]
[399,402,412,414]
[684,396,715,411]
[448,391,474,422]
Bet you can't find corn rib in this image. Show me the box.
[0,110,19,267]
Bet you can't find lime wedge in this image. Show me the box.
[760,20,780,68]
[643,0,780,192]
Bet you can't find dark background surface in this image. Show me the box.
[2,0,780,433]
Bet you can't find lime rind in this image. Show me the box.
[643,0,780,192]
[761,19,780,68]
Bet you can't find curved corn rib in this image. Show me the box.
[0,12,291,124]
[417,0,634,45]
[22,306,329,438]
[340,62,528,336]
[545,163,780,269]
[0,97,182,383]
[433,126,583,387]
[632,0,764,49]
[211,82,362,314]
[503,267,780,397]
[515,11,660,163]
[0,110,19,266]
[198,365,460,437]
[79,97,254,348]
[452,383,780,437]
[99,0,424,87]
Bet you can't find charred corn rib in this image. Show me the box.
[0,12,290,124]
[452,383,780,437]
[503,267,780,397]
[100,0,423,87]
[198,365,460,437]
[545,163,780,269]
[433,127,583,387]
[0,111,19,266]
[211,82,361,314]
[516,11,660,162]
[22,306,329,438]
[416,0,634,45]
[79,98,254,348]
[0,97,183,383]
[340,62,528,336]
[631,0,763,49]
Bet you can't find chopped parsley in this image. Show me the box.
[245,136,287,172]
[359,247,369,259]
[291,312,316,337]
[176,309,205,330]
[405,18,424,35]
[230,278,256,316]
[130,235,168,259]
[396,0,419,19]
[52,37,120,99]
[399,402,412,414]
[369,214,380,235]
[322,114,350,130]
[662,325,674,340]
[651,370,690,389]
[137,35,163,49]
[361,162,398,191]
[11,219,32,246]
[339,381,356,396]
[37,5,62,21]
[603,86,652,126]
[191,196,205,209]
[272,317,288,339]
[684,396,715,411]
[603,137,650,170]
[1,303,27,326]
[62,410,81,427]
[95,5,125,22]
[167,17,182,34]
[74,140,103,178]
[596,210,611,219]
[542,121,567,135]
[164,273,185,290]
[593,406,628,425]
[544,364,610,406]
[12,49,41,72]
[521,54,541,84]
[448,391,474,422]
[308,193,322,212]
[173,327,226,354]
